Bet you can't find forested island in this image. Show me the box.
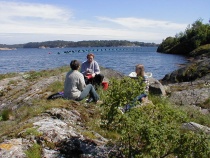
[157,19,210,57]
[0,40,158,49]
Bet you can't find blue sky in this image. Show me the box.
[0,0,209,44]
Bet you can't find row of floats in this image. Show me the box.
[56,47,146,54]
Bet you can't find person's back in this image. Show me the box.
[64,70,85,100]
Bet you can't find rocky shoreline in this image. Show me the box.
[161,56,210,113]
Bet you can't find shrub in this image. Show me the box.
[0,109,12,121]
[100,77,145,127]
[25,143,42,158]
[101,78,210,157]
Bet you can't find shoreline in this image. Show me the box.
[0,48,16,51]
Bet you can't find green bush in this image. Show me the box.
[25,143,41,158]
[101,78,210,157]
[101,77,145,127]
[0,109,12,121]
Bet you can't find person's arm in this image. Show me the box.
[93,61,100,75]
[81,61,87,75]
[78,74,86,90]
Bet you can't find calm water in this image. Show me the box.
[0,47,188,79]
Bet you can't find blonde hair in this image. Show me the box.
[135,64,145,77]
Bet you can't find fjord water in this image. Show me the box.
[0,47,188,79]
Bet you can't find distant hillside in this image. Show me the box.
[0,40,158,49]
[0,44,24,49]
[157,19,210,57]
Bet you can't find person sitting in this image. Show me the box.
[120,64,150,113]
[132,64,149,97]
[81,53,104,87]
[64,60,100,103]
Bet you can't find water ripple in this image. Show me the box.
[0,47,188,79]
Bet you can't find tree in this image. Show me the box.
[157,19,210,56]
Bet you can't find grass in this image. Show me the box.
[0,109,12,121]
[0,99,76,142]
[149,95,210,128]
[23,66,69,81]
[0,73,19,81]
[0,65,69,81]
[179,105,210,127]
[8,80,18,85]
[20,127,42,138]
[200,98,210,109]
[44,80,64,93]
[25,143,42,158]
[189,44,210,57]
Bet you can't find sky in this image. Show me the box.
[0,0,209,44]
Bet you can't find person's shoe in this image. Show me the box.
[86,98,93,103]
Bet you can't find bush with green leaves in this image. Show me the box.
[100,77,145,127]
[0,109,12,121]
[101,78,210,157]
[25,143,41,158]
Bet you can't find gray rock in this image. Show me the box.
[162,58,210,84]
[164,78,210,108]
[0,107,111,157]
[0,138,27,158]
[148,77,166,96]
[101,67,124,82]
[182,122,210,134]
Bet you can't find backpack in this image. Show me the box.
[47,91,64,100]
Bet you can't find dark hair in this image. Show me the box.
[87,53,94,59]
[70,60,80,70]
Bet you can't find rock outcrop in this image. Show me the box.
[162,57,210,83]
[148,77,166,96]
[0,106,112,157]
[161,56,210,113]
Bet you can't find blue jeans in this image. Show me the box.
[123,93,147,112]
[77,84,99,102]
